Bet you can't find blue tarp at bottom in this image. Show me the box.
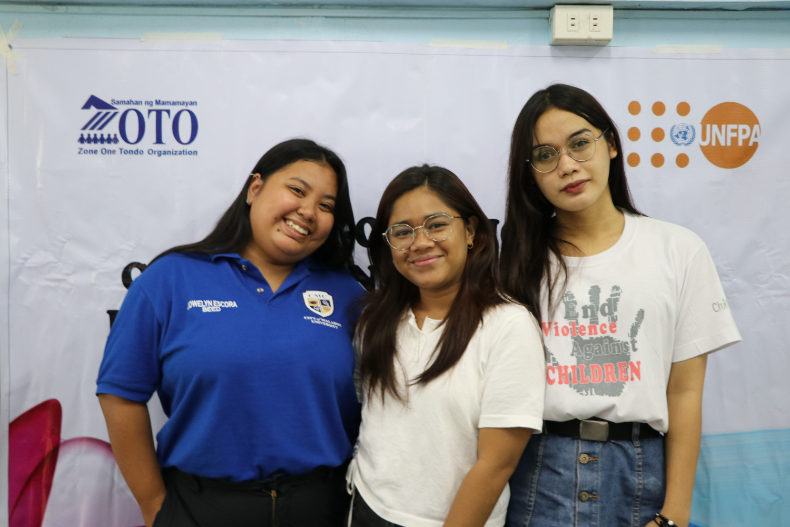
[691,427,790,527]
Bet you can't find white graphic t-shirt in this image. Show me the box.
[541,213,741,433]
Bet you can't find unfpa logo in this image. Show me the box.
[624,100,760,170]
[698,103,760,169]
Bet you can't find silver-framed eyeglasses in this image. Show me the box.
[383,213,464,251]
[529,128,609,173]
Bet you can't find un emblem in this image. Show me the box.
[670,123,696,146]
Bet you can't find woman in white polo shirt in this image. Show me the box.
[348,165,545,527]
[500,84,741,527]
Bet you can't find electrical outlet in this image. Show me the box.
[550,5,613,45]
[591,13,601,32]
[568,12,579,32]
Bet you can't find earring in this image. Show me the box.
[246,198,252,205]
[467,242,474,250]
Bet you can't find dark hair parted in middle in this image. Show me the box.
[500,84,642,320]
[357,165,504,402]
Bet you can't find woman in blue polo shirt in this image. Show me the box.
[97,139,362,527]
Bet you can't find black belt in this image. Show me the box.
[544,419,662,442]
[163,461,347,494]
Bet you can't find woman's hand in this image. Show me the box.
[443,427,532,527]
[644,353,708,527]
[98,394,167,527]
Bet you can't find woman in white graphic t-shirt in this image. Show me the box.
[348,165,546,527]
[500,84,741,527]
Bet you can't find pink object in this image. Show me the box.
[9,399,62,527]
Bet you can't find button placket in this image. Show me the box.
[238,261,270,302]
[416,333,426,361]
[576,440,602,522]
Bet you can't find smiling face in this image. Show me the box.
[387,187,476,297]
[531,108,618,215]
[243,160,337,268]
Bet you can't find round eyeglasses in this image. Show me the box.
[529,128,609,173]
[382,213,463,251]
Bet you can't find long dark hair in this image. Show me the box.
[500,84,642,320]
[358,165,504,402]
[153,138,355,269]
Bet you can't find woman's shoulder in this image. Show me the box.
[145,251,214,273]
[307,261,367,295]
[130,252,215,290]
[484,300,539,329]
[629,213,706,252]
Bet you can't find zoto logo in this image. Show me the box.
[624,99,760,170]
[698,103,760,169]
[77,95,199,158]
[80,95,120,143]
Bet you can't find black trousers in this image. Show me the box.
[154,464,350,527]
[348,493,402,527]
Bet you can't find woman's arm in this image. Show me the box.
[444,427,532,527]
[98,394,167,527]
[645,354,708,527]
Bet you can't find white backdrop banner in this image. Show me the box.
[4,38,789,527]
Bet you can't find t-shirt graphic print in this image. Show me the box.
[540,213,741,433]
[545,284,644,398]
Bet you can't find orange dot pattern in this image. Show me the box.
[628,101,694,168]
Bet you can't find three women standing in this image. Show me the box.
[98,85,740,527]
[501,84,741,527]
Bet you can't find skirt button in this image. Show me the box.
[579,491,590,502]
[579,453,590,464]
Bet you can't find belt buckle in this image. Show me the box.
[579,420,609,441]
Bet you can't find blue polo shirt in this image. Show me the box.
[97,252,363,482]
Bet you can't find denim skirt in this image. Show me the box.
[506,426,666,527]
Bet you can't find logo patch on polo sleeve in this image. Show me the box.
[303,291,334,317]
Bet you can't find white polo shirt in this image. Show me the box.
[350,303,545,527]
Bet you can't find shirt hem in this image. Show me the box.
[354,475,444,527]
[673,329,742,362]
[96,382,153,403]
[353,473,507,527]
[479,415,543,433]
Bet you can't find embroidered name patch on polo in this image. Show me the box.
[303,290,334,317]
[187,300,238,313]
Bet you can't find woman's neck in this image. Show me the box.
[412,284,460,330]
[240,242,295,293]
[554,198,625,258]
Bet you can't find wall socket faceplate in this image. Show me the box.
[550,5,613,45]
